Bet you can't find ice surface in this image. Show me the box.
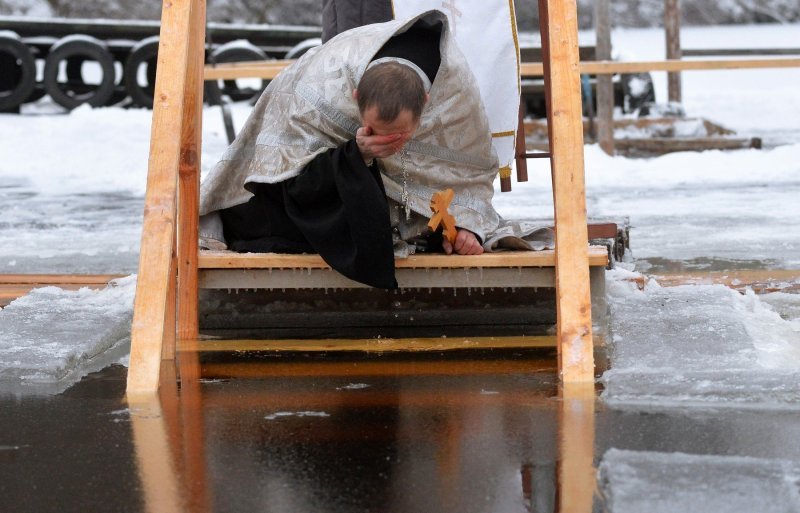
[601,272,800,408]
[0,276,136,395]
[597,448,800,513]
[0,24,797,401]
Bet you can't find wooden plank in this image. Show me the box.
[665,0,683,102]
[204,58,800,80]
[191,358,558,380]
[199,266,559,290]
[0,274,124,285]
[574,58,800,74]
[615,137,759,154]
[198,247,609,270]
[176,0,206,342]
[684,48,800,57]
[540,0,595,383]
[650,269,800,293]
[0,274,126,306]
[182,335,556,353]
[127,0,194,395]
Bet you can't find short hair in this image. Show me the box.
[356,62,426,122]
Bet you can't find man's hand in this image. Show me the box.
[442,229,484,255]
[356,126,406,164]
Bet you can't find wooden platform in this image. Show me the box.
[184,335,557,353]
[198,247,609,290]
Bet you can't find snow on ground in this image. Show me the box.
[0,23,798,396]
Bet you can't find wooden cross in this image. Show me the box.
[427,188,458,244]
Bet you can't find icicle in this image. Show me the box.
[453,288,457,297]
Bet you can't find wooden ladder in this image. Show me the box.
[126,0,596,395]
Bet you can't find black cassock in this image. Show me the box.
[219,139,398,289]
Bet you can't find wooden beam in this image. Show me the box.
[181,336,556,353]
[192,358,558,380]
[176,0,206,342]
[127,0,194,395]
[540,0,595,382]
[683,48,800,57]
[204,57,800,80]
[198,247,609,269]
[665,0,683,102]
[594,0,614,155]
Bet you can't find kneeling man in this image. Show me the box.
[199,11,501,288]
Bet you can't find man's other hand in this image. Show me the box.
[442,229,484,255]
[356,126,406,164]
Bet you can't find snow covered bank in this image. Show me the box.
[601,270,800,409]
[597,449,800,513]
[0,276,136,395]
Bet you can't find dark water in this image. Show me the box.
[3,350,800,513]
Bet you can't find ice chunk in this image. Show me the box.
[0,276,136,395]
[597,449,800,513]
[602,273,800,409]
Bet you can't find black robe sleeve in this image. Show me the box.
[219,140,397,290]
[282,140,397,289]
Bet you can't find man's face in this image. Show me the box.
[360,105,420,150]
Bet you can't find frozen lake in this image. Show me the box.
[0,21,799,513]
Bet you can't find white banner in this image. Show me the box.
[392,0,521,173]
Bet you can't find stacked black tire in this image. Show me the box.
[0,29,321,113]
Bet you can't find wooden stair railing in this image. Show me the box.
[126,0,595,395]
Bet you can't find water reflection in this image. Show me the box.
[128,349,597,513]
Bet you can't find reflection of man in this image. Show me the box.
[199,11,501,288]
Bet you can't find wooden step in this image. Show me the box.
[197,247,609,290]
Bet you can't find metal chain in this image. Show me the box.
[400,149,411,220]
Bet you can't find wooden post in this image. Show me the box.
[538,0,595,382]
[515,102,529,182]
[127,0,195,394]
[665,0,682,103]
[594,0,614,155]
[177,0,206,342]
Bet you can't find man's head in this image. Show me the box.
[353,61,428,139]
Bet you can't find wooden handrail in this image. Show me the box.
[538,0,594,382]
[204,57,800,80]
[127,0,203,395]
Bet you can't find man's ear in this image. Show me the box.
[352,89,359,101]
